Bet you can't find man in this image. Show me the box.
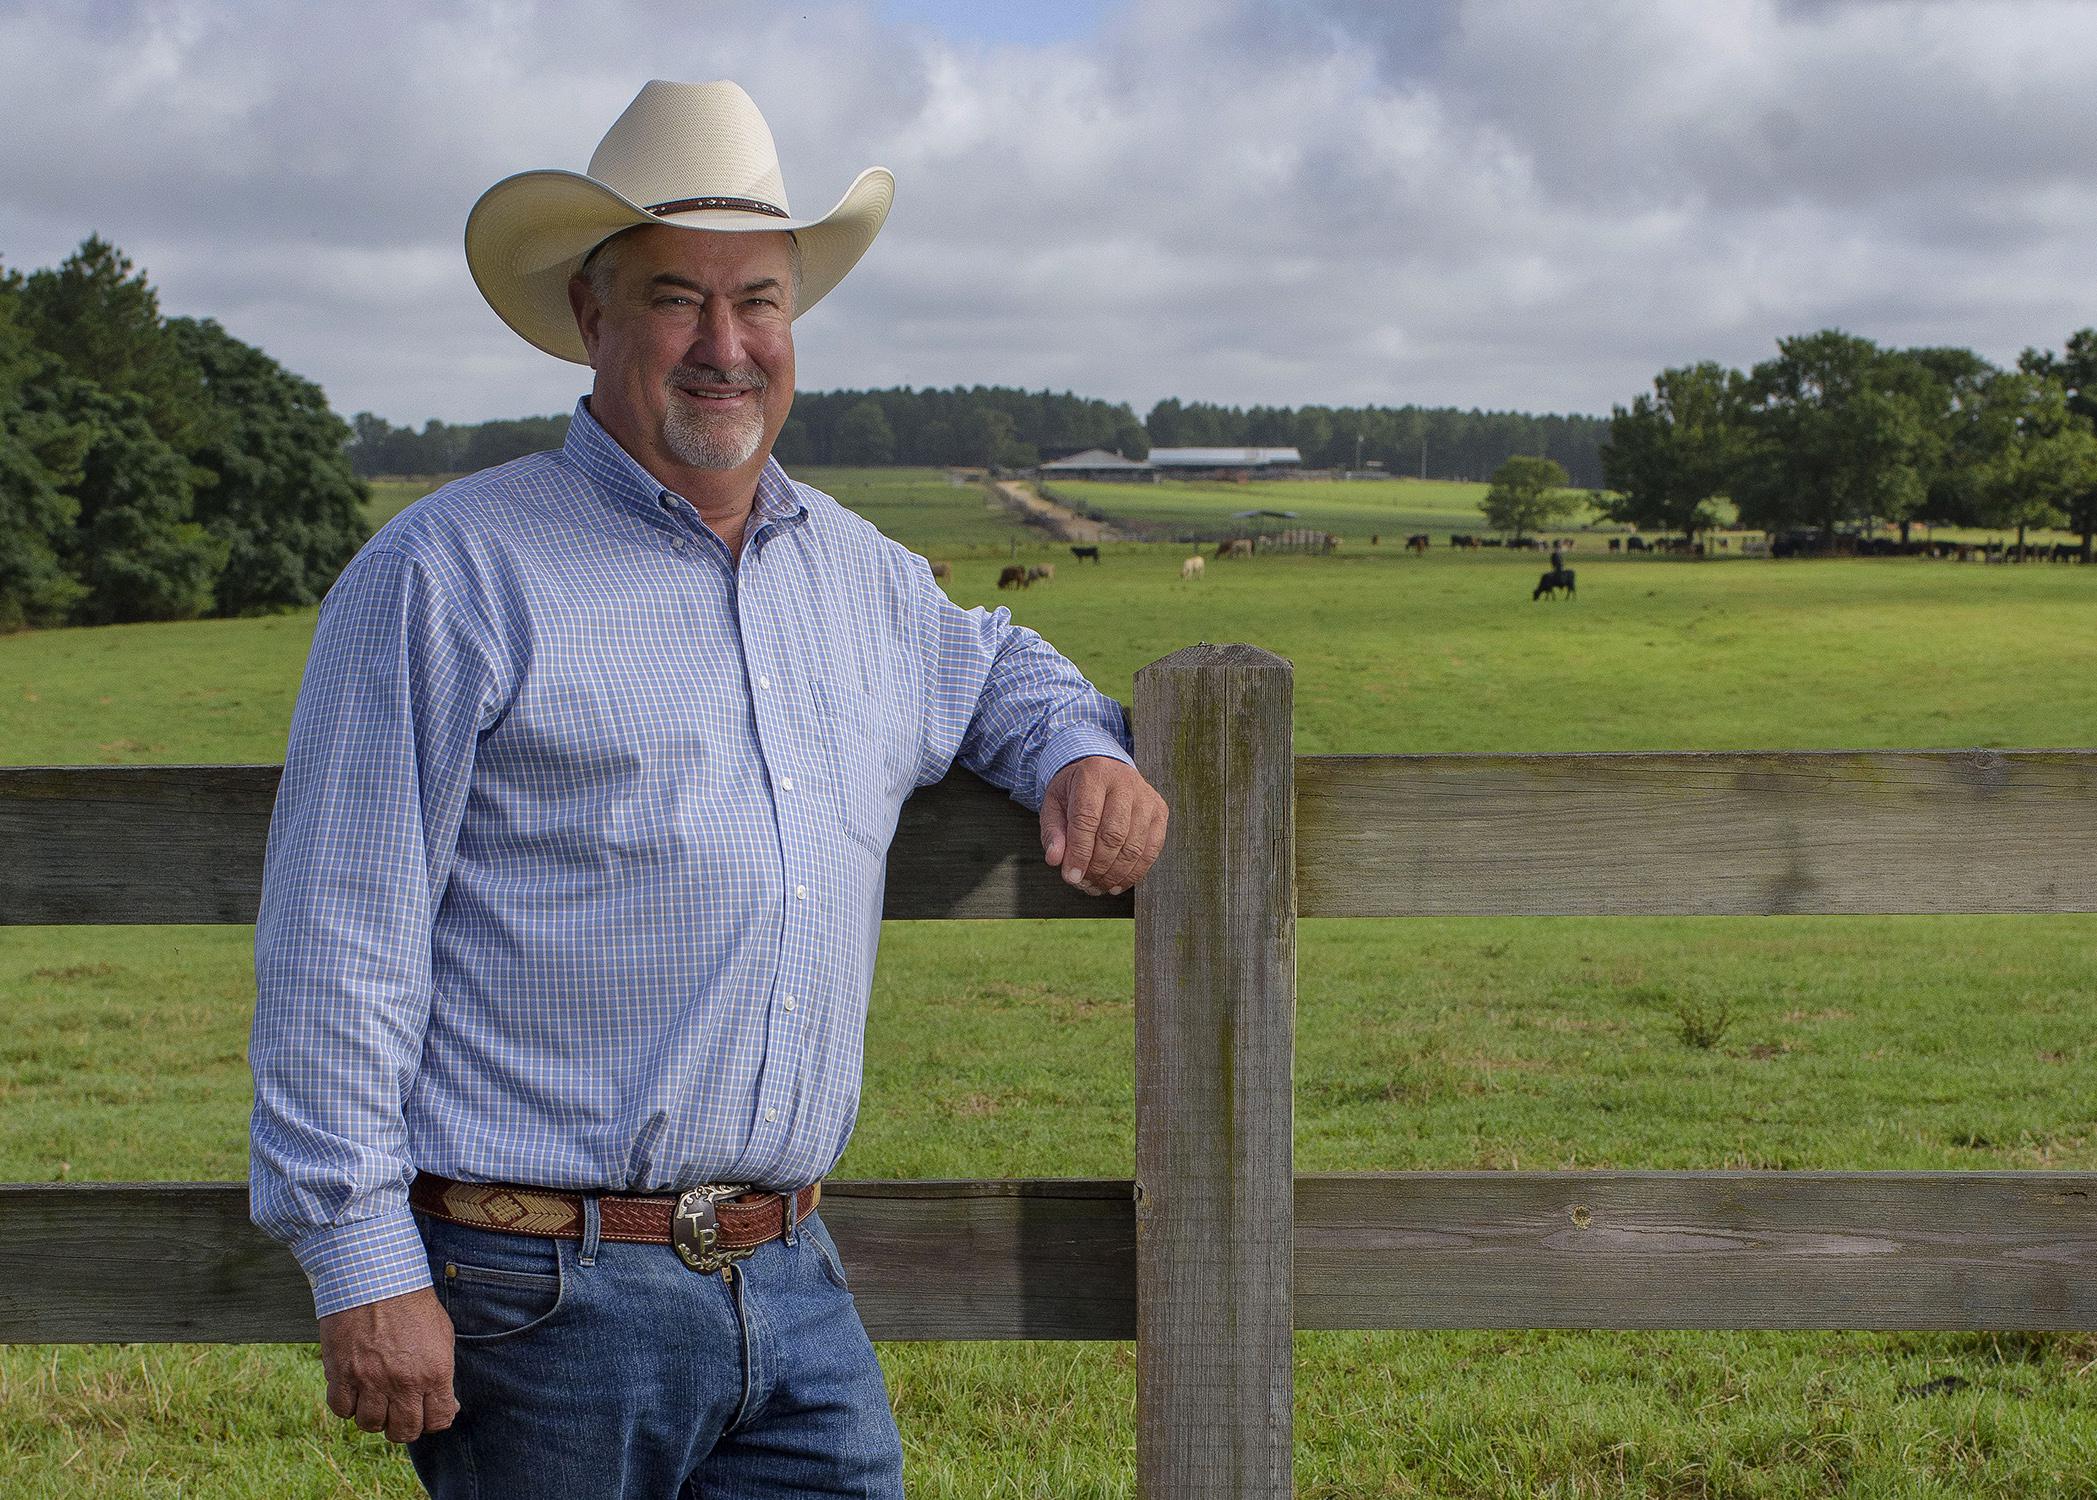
[249,80,1167,1499]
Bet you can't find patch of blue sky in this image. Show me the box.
[874,0,1118,48]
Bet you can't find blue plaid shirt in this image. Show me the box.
[249,402,1133,1317]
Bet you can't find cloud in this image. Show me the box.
[1,0,2090,424]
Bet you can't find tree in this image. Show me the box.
[1969,371,2097,560]
[44,381,226,624]
[833,398,896,465]
[1481,455,1578,540]
[1598,361,1743,543]
[2020,329,2097,560]
[16,237,205,450]
[169,317,367,614]
[1731,331,1934,546]
[0,272,90,629]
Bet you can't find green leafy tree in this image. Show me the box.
[2019,329,2097,560]
[1969,371,2097,560]
[46,380,226,624]
[1732,331,1934,546]
[1481,455,1578,540]
[833,398,897,465]
[169,317,366,614]
[0,264,90,628]
[16,237,205,450]
[1599,361,1744,543]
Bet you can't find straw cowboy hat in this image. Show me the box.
[465,79,894,364]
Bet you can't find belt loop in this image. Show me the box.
[782,1188,798,1248]
[579,1193,602,1266]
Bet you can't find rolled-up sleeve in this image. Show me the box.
[909,558,1133,808]
[249,547,495,1317]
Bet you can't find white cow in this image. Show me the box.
[1181,555,1205,581]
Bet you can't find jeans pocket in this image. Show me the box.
[429,1228,566,1341]
[806,1215,851,1293]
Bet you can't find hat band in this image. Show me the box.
[645,195,789,219]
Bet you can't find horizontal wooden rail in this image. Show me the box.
[0,765,1128,925]
[7,751,2094,927]
[8,1173,2094,1343]
[1297,750,2097,916]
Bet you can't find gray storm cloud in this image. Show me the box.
[1,0,2089,424]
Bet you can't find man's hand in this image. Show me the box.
[318,1286,458,1444]
[1040,756,1169,897]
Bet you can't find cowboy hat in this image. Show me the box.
[465,79,893,363]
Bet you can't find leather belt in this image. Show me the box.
[410,1173,820,1275]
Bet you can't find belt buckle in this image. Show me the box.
[672,1184,752,1274]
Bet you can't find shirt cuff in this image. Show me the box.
[1030,724,1137,809]
[293,1208,433,1319]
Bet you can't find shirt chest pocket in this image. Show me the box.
[813,678,916,858]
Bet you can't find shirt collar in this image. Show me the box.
[560,398,809,540]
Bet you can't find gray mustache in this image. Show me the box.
[669,366,765,392]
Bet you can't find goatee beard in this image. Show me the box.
[662,365,767,470]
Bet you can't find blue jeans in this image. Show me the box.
[406,1202,903,1498]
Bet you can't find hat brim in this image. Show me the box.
[465,165,894,363]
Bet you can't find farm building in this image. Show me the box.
[1148,445,1303,479]
[1037,448,1157,482]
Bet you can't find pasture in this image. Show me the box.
[4,468,2096,1497]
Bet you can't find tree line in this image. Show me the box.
[1600,330,2097,557]
[0,238,366,631]
[349,391,1608,486]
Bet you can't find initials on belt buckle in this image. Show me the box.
[673,1184,753,1274]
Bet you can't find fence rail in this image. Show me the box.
[9,748,2092,926]
[9,1171,2096,1347]
[6,650,2095,1498]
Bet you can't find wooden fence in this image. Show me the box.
[4,643,2096,1497]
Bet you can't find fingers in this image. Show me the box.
[1041,758,1170,897]
[1058,777,1107,893]
[1097,794,1168,896]
[317,1287,457,1446]
[423,1385,461,1437]
[1038,774,1067,869]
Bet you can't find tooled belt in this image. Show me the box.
[409,1172,821,1275]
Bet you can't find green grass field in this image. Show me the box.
[1049,475,1496,543]
[4,468,2096,1496]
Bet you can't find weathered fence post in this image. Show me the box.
[1133,645,1296,1499]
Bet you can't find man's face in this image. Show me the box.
[571,224,796,484]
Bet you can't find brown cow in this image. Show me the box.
[929,560,952,580]
[997,564,1029,589]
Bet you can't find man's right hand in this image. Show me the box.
[318,1285,458,1444]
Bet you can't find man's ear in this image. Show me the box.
[567,276,602,368]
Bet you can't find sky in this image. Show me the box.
[3,0,2093,427]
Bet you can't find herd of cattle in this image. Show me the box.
[933,529,2090,596]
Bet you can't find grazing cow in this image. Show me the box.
[1069,545,1101,563]
[997,564,1030,589]
[1532,567,1575,601]
[1215,537,1253,559]
[1181,555,1205,581]
[929,560,952,580]
[1025,564,1055,584]
[1407,534,1430,553]
[1607,537,1622,553]
[1626,536,1649,553]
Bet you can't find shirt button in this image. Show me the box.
[757,675,772,690]
[779,775,795,792]
[794,884,807,900]
[671,538,687,551]
[764,1107,778,1122]
[783,995,797,1013]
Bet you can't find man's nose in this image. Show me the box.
[686,298,745,368]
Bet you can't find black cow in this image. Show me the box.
[1532,568,1575,601]
[1069,545,1101,563]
